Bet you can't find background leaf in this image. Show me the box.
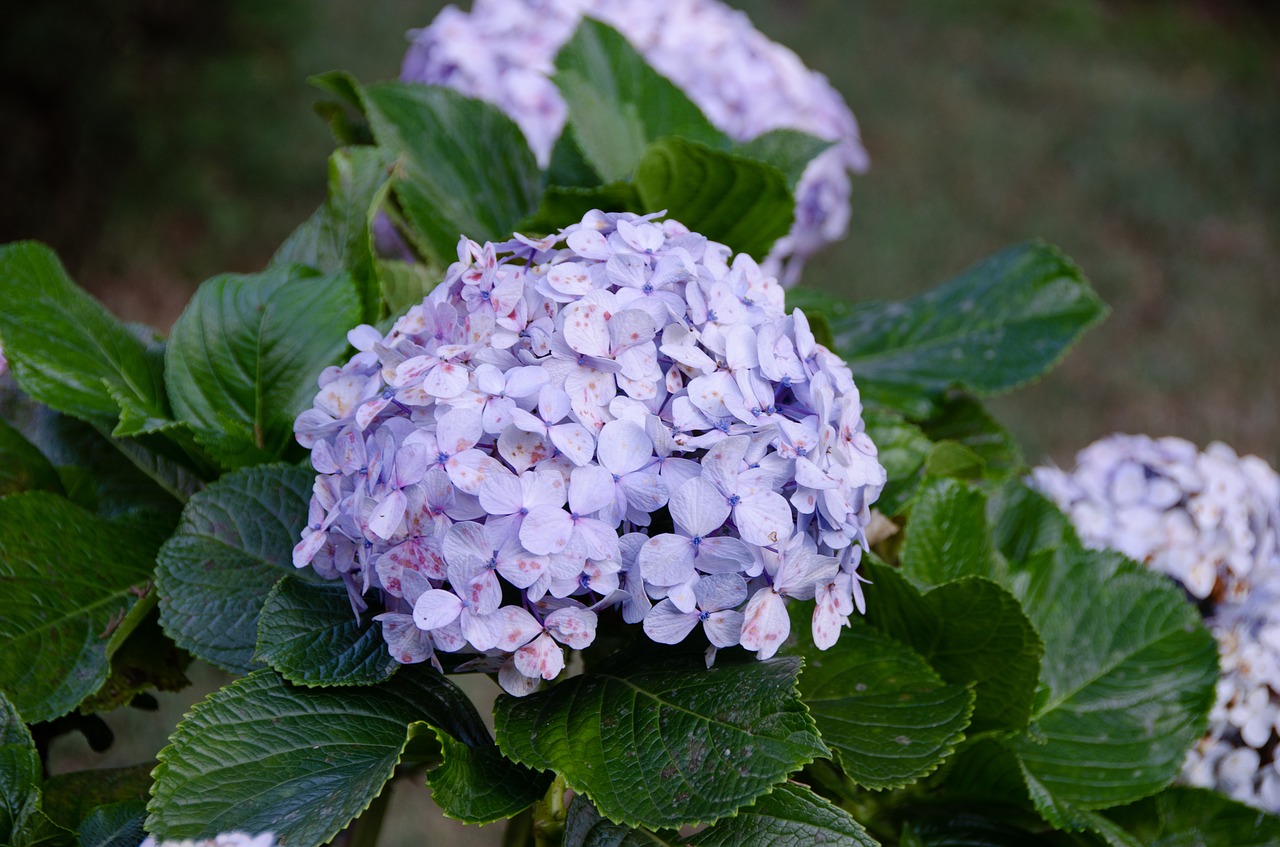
[42,765,152,833]
[494,651,826,829]
[863,411,932,516]
[0,242,167,432]
[0,493,163,722]
[255,576,397,688]
[686,782,878,847]
[155,464,312,674]
[634,138,795,261]
[164,264,360,469]
[789,616,974,791]
[425,729,551,825]
[899,478,1004,588]
[733,130,835,188]
[0,418,63,498]
[1102,786,1280,847]
[147,667,490,846]
[361,82,541,267]
[77,801,146,847]
[552,19,728,182]
[787,242,1106,417]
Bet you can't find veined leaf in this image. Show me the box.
[165,265,360,469]
[495,651,826,829]
[155,464,313,674]
[0,243,167,433]
[899,478,1004,588]
[1103,786,1280,846]
[734,129,835,188]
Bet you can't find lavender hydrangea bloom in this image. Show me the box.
[400,0,868,287]
[1032,434,1280,811]
[139,834,277,847]
[294,210,885,695]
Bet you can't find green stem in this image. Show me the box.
[532,773,568,847]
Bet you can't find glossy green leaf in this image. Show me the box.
[147,667,490,846]
[272,145,392,322]
[77,801,146,847]
[553,19,728,182]
[561,795,676,847]
[863,411,932,516]
[0,242,167,432]
[787,242,1107,417]
[0,417,62,497]
[687,782,878,847]
[155,464,313,674]
[494,651,826,829]
[793,620,974,790]
[920,396,1024,481]
[923,441,988,481]
[1103,786,1280,846]
[361,82,541,266]
[165,265,360,469]
[634,138,794,261]
[520,182,644,235]
[0,743,41,841]
[734,129,835,188]
[42,765,152,832]
[0,493,163,722]
[862,563,1042,735]
[987,482,1078,566]
[899,478,1004,588]
[426,729,551,824]
[255,576,397,688]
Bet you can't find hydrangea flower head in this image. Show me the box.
[400,0,868,287]
[139,833,276,847]
[295,210,885,695]
[1033,434,1280,810]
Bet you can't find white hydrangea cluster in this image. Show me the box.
[1032,434,1280,810]
[400,0,868,287]
[139,833,275,847]
[294,210,885,695]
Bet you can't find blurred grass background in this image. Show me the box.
[5,1,1277,841]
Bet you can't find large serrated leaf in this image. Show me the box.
[77,801,146,847]
[42,765,153,833]
[0,493,163,723]
[899,478,1004,588]
[165,265,360,469]
[361,82,541,267]
[562,795,677,847]
[255,576,398,687]
[862,563,1043,735]
[494,651,826,829]
[552,19,728,182]
[790,619,974,791]
[0,242,167,430]
[635,138,795,261]
[272,145,392,322]
[146,667,489,846]
[1102,786,1280,846]
[155,464,313,674]
[686,782,878,847]
[787,242,1106,417]
[426,729,551,825]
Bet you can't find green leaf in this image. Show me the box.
[78,603,190,714]
[863,411,932,517]
[494,651,826,829]
[734,129,835,188]
[1001,542,1218,825]
[42,765,153,832]
[0,242,167,431]
[272,146,393,322]
[787,242,1107,417]
[520,182,644,235]
[77,800,146,847]
[165,265,361,469]
[792,619,974,791]
[426,729,551,825]
[987,482,1078,567]
[923,441,988,481]
[899,478,1003,588]
[562,795,677,847]
[902,816,1067,847]
[635,138,794,261]
[920,396,1024,481]
[0,744,41,841]
[862,563,1043,735]
[155,464,313,674]
[686,782,878,847]
[0,417,62,497]
[255,576,398,688]
[376,259,436,317]
[1103,786,1280,846]
[361,82,541,266]
[0,493,163,723]
[0,693,28,747]
[553,19,728,182]
[147,667,490,846]
[546,127,604,188]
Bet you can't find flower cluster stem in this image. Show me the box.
[532,773,568,847]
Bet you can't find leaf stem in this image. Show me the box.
[532,773,567,847]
